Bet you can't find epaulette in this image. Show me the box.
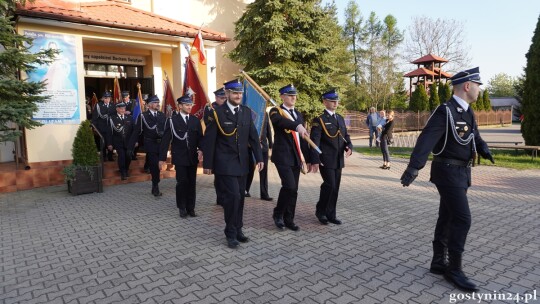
[269,107,279,116]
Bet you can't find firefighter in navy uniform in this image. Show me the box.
[92,91,116,161]
[121,91,134,115]
[400,67,494,292]
[106,102,135,180]
[130,95,167,197]
[310,89,353,225]
[159,94,203,218]
[269,84,312,231]
[203,87,228,206]
[203,87,227,126]
[203,79,263,249]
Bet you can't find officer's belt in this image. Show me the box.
[144,137,162,144]
[433,156,472,167]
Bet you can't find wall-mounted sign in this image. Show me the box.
[83,52,146,66]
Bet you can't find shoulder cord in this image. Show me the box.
[109,117,124,133]
[276,107,294,134]
[319,116,340,138]
[168,118,188,141]
[432,106,476,156]
[212,109,237,137]
[141,112,161,136]
[97,105,108,119]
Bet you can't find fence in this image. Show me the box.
[343,109,513,147]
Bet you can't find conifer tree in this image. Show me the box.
[229,0,351,121]
[472,91,483,111]
[438,81,451,104]
[522,15,540,145]
[417,84,429,111]
[428,83,439,111]
[0,0,57,142]
[482,89,491,111]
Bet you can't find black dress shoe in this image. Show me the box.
[285,222,299,231]
[316,214,329,225]
[121,173,127,180]
[261,196,273,201]
[237,233,249,243]
[227,238,239,249]
[273,215,285,230]
[179,209,188,218]
[328,218,342,225]
[245,192,251,197]
[152,186,162,197]
[188,210,197,217]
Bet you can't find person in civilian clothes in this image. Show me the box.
[310,89,353,225]
[269,84,312,231]
[400,67,495,292]
[365,107,381,148]
[203,87,228,206]
[106,102,135,180]
[379,111,395,170]
[92,91,116,161]
[130,95,167,197]
[245,112,273,201]
[203,79,263,249]
[159,94,203,218]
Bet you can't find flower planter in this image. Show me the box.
[67,166,103,195]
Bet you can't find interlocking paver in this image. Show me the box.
[1,129,539,303]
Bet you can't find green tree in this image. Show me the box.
[229,0,350,122]
[438,81,451,104]
[472,90,483,111]
[521,19,540,144]
[409,84,428,111]
[343,0,364,87]
[0,0,57,142]
[487,72,517,97]
[482,89,491,111]
[428,83,439,111]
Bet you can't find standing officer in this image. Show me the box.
[106,102,134,180]
[269,84,311,231]
[400,67,494,292]
[92,91,116,161]
[245,112,273,201]
[310,89,353,225]
[203,87,228,206]
[121,91,134,115]
[130,95,167,197]
[203,87,228,126]
[203,79,263,249]
[159,94,203,218]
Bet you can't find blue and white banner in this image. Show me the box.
[241,80,267,139]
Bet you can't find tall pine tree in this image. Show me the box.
[438,81,451,104]
[428,83,439,111]
[482,89,491,111]
[522,15,540,145]
[0,0,57,142]
[229,0,351,121]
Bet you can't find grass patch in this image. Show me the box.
[355,147,540,170]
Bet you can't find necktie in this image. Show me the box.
[121,115,124,120]
[185,115,189,124]
[234,107,239,115]
[289,109,296,120]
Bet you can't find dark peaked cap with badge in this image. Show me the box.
[213,87,226,97]
[177,94,193,104]
[121,91,130,97]
[224,79,243,92]
[147,95,160,103]
[102,91,112,98]
[279,84,297,95]
[116,102,126,108]
[322,89,339,101]
[450,67,483,85]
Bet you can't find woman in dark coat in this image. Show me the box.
[380,110,395,169]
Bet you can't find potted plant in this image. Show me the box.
[63,120,103,195]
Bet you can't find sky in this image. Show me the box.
[322,0,540,86]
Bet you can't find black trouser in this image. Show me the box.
[434,185,471,255]
[274,164,300,224]
[317,167,342,220]
[175,165,197,212]
[114,145,131,174]
[246,150,270,197]
[96,131,113,161]
[380,137,390,163]
[144,140,160,186]
[215,174,246,239]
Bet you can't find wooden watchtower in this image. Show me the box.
[404,54,452,95]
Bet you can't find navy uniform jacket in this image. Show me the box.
[409,98,490,188]
[159,114,203,166]
[203,102,219,126]
[106,114,134,148]
[310,111,353,169]
[269,106,311,166]
[91,102,116,134]
[203,103,263,176]
[260,113,273,152]
[130,110,166,153]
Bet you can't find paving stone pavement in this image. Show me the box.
[1,152,539,304]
